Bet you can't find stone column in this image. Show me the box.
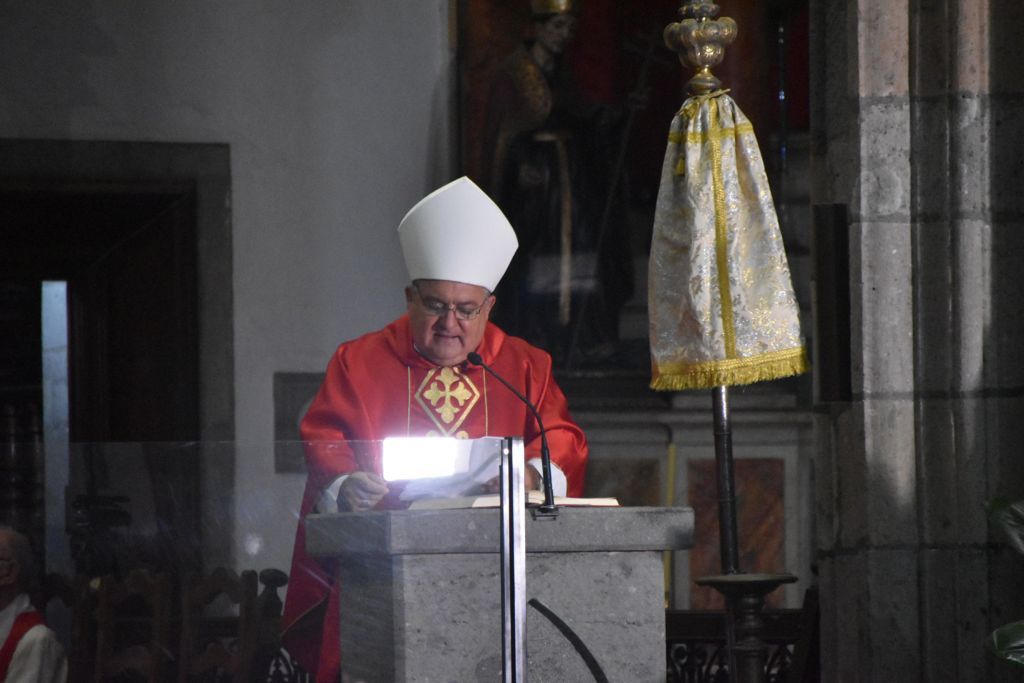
[811,0,1024,680]
[912,1,994,679]
[986,0,1024,675]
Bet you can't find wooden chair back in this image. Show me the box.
[177,567,258,682]
[93,569,174,682]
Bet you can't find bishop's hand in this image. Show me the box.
[338,471,389,512]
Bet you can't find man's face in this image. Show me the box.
[535,13,576,55]
[406,279,495,367]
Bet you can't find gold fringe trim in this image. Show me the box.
[650,347,809,391]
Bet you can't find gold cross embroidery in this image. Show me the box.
[415,367,480,436]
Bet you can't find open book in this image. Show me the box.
[408,490,619,510]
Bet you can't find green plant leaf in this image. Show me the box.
[987,620,1024,666]
[988,498,1024,556]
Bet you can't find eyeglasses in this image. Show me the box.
[413,285,490,321]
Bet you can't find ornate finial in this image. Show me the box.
[664,1,737,95]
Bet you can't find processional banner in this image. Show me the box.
[648,90,807,390]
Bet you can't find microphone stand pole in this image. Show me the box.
[467,353,558,517]
[535,429,558,517]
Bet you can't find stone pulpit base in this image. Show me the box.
[306,506,694,682]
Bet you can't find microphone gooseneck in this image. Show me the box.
[466,352,557,513]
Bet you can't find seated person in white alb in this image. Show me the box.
[0,527,67,683]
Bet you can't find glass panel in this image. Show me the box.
[3,438,513,681]
[1,436,679,681]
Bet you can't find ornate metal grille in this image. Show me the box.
[666,608,812,683]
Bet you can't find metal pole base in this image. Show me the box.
[696,572,798,683]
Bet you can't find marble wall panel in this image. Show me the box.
[585,457,662,508]
[687,457,786,609]
[580,422,671,508]
[638,403,812,608]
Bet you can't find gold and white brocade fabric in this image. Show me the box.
[648,91,807,390]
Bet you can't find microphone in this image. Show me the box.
[467,351,557,514]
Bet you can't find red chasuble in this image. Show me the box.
[282,315,588,682]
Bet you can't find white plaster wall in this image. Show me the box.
[0,1,455,576]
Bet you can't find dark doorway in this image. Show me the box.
[1,182,202,573]
[0,137,234,576]
[0,184,199,441]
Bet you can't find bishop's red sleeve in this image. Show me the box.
[298,345,368,494]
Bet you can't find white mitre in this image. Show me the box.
[398,177,518,292]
